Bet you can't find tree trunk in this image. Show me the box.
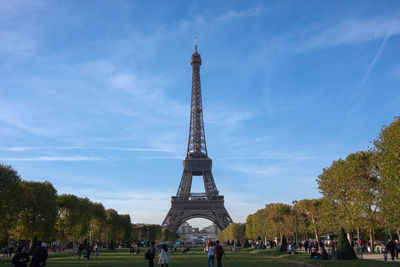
[311,216,318,241]
[347,232,351,244]
[369,227,374,253]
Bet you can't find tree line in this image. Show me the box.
[0,166,176,248]
[218,117,400,249]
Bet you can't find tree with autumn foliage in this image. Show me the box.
[374,116,400,238]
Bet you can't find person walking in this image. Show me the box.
[207,242,215,267]
[9,245,13,257]
[145,241,156,267]
[214,240,224,267]
[77,243,83,260]
[12,245,30,267]
[29,241,48,267]
[387,239,396,261]
[395,240,400,259]
[94,243,99,258]
[158,244,169,267]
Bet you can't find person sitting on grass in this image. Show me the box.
[310,248,321,259]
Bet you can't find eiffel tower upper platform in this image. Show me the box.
[162,39,233,232]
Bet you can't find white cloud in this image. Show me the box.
[215,6,263,23]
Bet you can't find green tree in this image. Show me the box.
[317,151,378,241]
[217,223,246,243]
[374,116,400,237]
[89,202,106,243]
[295,199,323,240]
[0,164,21,244]
[265,203,293,242]
[12,181,58,244]
[105,209,120,243]
[56,194,81,243]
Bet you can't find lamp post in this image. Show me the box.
[292,200,298,246]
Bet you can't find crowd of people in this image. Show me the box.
[282,238,400,262]
[142,239,225,267]
[5,236,399,265]
[76,242,99,260]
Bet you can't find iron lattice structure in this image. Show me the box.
[162,42,233,232]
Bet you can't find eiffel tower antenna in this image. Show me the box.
[162,42,233,232]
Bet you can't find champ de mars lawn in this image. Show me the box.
[0,248,399,267]
[1,247,399,267]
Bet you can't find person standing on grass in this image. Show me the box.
[29,241,48,267]
[145,241,156,267]
[387,239,396,261]
[94,243,99,258]
[207,241,215,267]
[214,240,224,267]
[12,245,30,267]
[77,243,83,260]
[158,244,169,267]
[396,240,400,259]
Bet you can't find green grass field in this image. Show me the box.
[1,248,399,266]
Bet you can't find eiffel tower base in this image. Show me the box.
[162,196,233,232]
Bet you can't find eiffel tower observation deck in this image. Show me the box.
[162,39,233,232]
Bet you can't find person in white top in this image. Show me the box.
[158,244,169,267]
[208,242,215,267]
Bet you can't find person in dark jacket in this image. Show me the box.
[77,243,83,260]
[386,239,396,261]
[214,240,224,267]
[12,245,30,267]
[29,241,48,267]
[396,239,400,259]
[145,241,156,267]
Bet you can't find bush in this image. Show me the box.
[279,236,287,252]
[337,228,357,260]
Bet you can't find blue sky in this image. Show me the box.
[1,0,400,228]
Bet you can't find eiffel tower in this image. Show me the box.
[162,40,233,232]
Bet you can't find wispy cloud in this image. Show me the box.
[0,156,103,162]
[255,12,400,60]
[0,146,174,153]
[299,14,400,52]
[0,30,38,57]
[346,11,400,119]
[215,6,263,23]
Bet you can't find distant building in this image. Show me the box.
[202,223,219,236]
[177,222,219,237]
[177,222,192,235]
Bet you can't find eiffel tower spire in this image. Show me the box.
[187,37,207,158]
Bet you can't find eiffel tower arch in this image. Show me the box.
[162,40,233,232]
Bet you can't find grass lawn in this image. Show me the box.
[1,247,398,266]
